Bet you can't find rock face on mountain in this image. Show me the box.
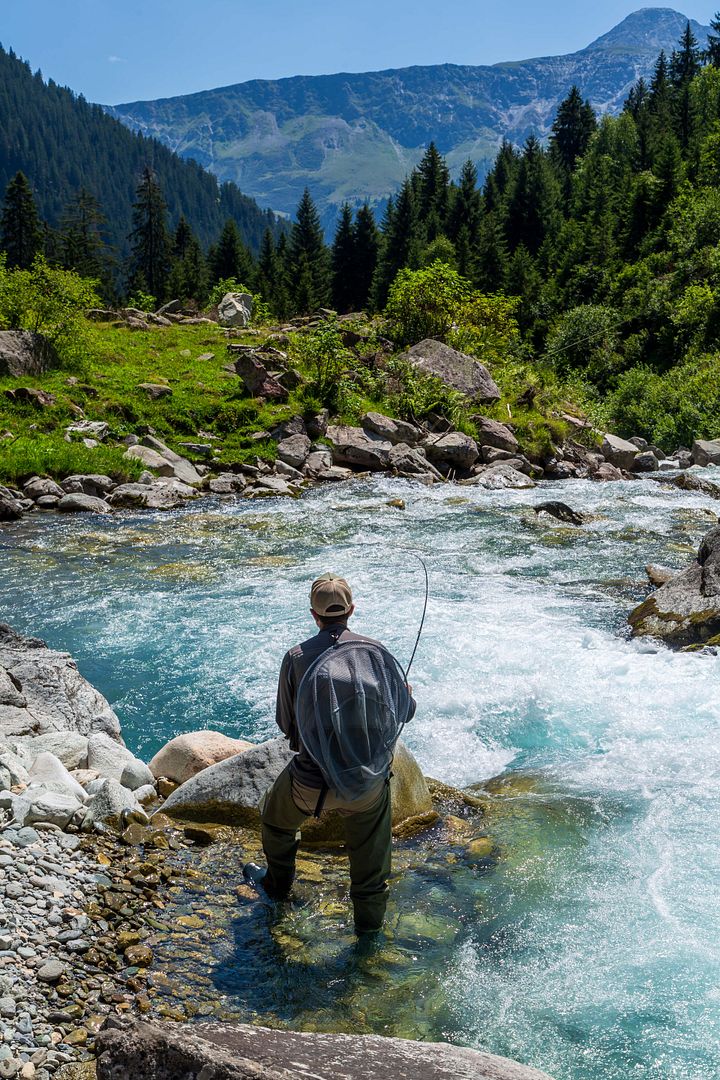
[95,1018,556,1080]
[110,9,709,231]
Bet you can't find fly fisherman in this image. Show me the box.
[244,573,416,935]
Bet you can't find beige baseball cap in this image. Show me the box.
[310,573,353,618]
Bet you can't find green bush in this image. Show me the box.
[384,261,472,345]
[0,256,99,364]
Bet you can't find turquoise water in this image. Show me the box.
[1,474,720,1079]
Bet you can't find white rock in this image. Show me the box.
[27,752,89,803]
[120,757,155,792]
[24,732,88,770]
[26,791,81,829]
[217,292,253,328]
[86,732,136,782]
[82,779,146,832]
[0,751,29,788]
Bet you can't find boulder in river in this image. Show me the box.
[405,339,501,403]
[424,432,479,471]
[159,737,435,842]
[149,730,256,785]
[629,525,720,648]
[95,1018,555,1080]
[0,494,23,521]
[473,416,519,454]
[0,624,123,741]
[325,425,392,471]
[691,439,720,467]
[57,493,112,514]
[601,433,638,471]
[108,480,198,510]
[460,463,535,489]
[361,412,422,446]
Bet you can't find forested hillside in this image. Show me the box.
[0,44,281,259]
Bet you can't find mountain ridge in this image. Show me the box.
[109,8,710,231]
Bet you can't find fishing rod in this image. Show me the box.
[403,551,429,682]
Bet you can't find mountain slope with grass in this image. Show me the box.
[109,8,709,231]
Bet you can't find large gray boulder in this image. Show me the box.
[108,480,198,510]
[0,495,23,521]
[217,292,253,328]
[692,438,720,467]
[0,331,59,377]
[27,751,88,803]
[233,352,288,401]
[159,737,434,843]
[460,464,536,489]
[406,339,500,403]
[96,1019,555,1080]
[276,433,311,469]
[424,432,479,471]
[388,443,443,481]
[57,493,111,514]
[124,438,202,487]
[361,412,422,446]
[601,433,638,471]
[0,624,123,741]
[629,525,720,648]
[325,425,392,471]
[474,417,519,454]
[82,778,146,832]
[60,473,115,496]
[149,730,255,785]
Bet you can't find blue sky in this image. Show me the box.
[1,1,715,104]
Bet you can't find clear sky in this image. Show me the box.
[0,1,715,104]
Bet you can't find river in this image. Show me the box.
[1,473,719,1080]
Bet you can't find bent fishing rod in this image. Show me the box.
[403,551,429,682]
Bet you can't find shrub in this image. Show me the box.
[0,256,99,360]
[384,261,472,345]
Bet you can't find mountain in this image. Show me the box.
[0,44,282,261]
[109,8,710,232]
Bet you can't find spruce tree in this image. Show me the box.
[448,160,481,278]
[506,136,561,255]
[416,142,450,240]
[128,167,171,302]
[288,188,331,313]
[255,228,277,308]
[550,87,597,177]
[167,216,207,302]
[210,218,254,284]
[60,188,111,284]
[352,203,379,311]
[1,171,42,268]
[371,179,419,308]
[331,203,357,312]
[706,12,720,67]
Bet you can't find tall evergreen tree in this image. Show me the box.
[167,216,207,302]
[0,171,43,268]
[506,136,561,255]
[670,22,702,87]
[415,142,450,240]
[352,203,379,311]
[372,180,419,307]
[128,167,171,301]
[60,188,111,284]
[550,87,597,180]
[706,12,720,66]
[288,188,331,313]
[331,203,357,313]
[448,160,482,279]
[210,218,254,284]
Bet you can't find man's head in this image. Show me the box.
[310,573,355,627]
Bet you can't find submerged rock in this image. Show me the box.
[159,737,434,842]
[95,1018,554,1080]
[629,525,720,647]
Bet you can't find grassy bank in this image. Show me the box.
[0,316,588,488]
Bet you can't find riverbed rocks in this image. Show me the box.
[159,737,434,842]
[148,731,255,786]
[629,525,720,648]
[0,332,60,377]
[361,412,422,446]
[474,416,519,454]
[405,339,501,403]
[107,480,197,511]
[275,434,311,470]
[95,1018,554,1080]
[424,432,479,471]
[56,494,112,516]
[0,625,122,742]
[461,463,536,489]
[601,433,639,472]
[325,425,391,471]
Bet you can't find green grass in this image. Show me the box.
[0,316,589,487]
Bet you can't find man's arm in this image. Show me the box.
[275,651,299,751]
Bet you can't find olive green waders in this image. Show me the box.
[259,763,392,934]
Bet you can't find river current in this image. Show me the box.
[1,473,719,1080]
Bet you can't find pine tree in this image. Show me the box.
[0,171,43,268]
[331,203,357,313]
[167,216,207,302]
[371,180,419,307]
[288,188,331,313]
[670,22,702,87]
[475,212,508,292]
[550,87,597,178]
[210,218,254,284]
[447,160,481,279]
[506,136,561,255]
[352,203,379,311]
[60,188,111,284]
[706,12,720,66]
[416,142,450,240]
[255,227,278,308]
[128,166,171,302]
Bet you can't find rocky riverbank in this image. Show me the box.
[0,622,555,1080]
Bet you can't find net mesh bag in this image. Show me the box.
[295,640,413,801]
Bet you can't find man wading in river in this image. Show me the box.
[244,573,415,934]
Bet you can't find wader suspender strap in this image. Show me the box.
[312,625,344,818]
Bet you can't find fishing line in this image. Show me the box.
[402,551,429,681]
